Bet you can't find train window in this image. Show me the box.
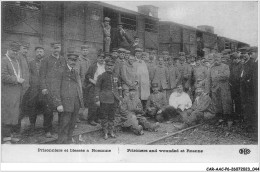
[5,1,41,10]
[121,13,137,31]
[145,18,158,33]
[225,41,230,49]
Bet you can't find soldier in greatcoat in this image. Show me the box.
[95,58,122,140]
[120,55,138,97]
[120,88,160,135]
[146,83,167,120]
[229,53,243,120]
[167,58,180,101]
[56,49,84,144]
[1,42,24,143]
[84,52,106,126]
[207,53,232,125]
[133,48,150,108]
[240,53,254,129]
[75,44,91,121]
[18,41,31,129]
[39,42,66,138]
[22,46,46,131]
[152,56,169,98]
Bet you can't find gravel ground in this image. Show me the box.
[155,123,258,145]
[14,115,258,145]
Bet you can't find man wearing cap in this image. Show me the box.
[133,48,150,108]
[129,36,142,55]
[152,56,169,99]
[207,53,232,125]
[101,17,111,53]
[18,41,31,128]
[146,52,156,86]
[114,48,126,76]
[120,55,138,97]
[177,86,216,129]
[192,56,207,94]
[146,83,167,120]
[85,52,106,126]
[2,41,24,143]
[95,58,122,139]
[125,50,131,61]
[167,58,181,101]
[112,23,131,49]
[77,45,91,116]
[22,46,46,131]
[120,88,160,135]
[162,51,169,66]
[229,53,242,117]
[56,48,84,144]
[39,42,66,138]
[240,53,254,129]
[177,53,192,94]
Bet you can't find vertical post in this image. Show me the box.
[40,2,44,43]
[180,27,183,52]
[83,4,87,44]
[60,2,65,55]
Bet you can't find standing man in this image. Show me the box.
[207,53,232,125]
[95,58,122,140]
[229,53,243,121]
[18,42,30,129]
[192,56,207,91]
[240,53,254,129]
[133,48,150,108]
[113,23,131,49]
[22,46,46,131]
[101,17,111,53]
[167,58,180,100]
[2,41,24,143]
[85,52,106,126]
[39,42,66,138]
[56,49,84,144]
[129,36,142,55]
[152,56,169,98]
[77,44,91,121]
[121,55,138,97]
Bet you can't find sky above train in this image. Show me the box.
[105,1,258,46]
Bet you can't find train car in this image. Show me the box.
[217,36,249,53]
[2,1,159,63]
[159,21,197,57]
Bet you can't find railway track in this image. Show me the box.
[41,123,204,145]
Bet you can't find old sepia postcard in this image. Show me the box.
[1,0,259,171]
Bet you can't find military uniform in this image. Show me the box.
[22,56,45,126]
[39,50,66,133]
[120,61,138,97]
[146,89,167,118]
[208,62,232,119]
[95,67,122,136]
[120,95,159,135]
[152,64,169,97]
[167,64,180,101]
[181,92,215,125]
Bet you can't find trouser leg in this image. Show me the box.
[43,107,53,133]
[88,103,98,122]
[57,112,71,144]
[68,100,80,142]
[100,103,109,134]
[1,124,12,141]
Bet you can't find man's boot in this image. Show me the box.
[109,130,116,138]
[104,130,108,140]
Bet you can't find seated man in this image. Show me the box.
[156,83,192,123]
[180,86,216,128]
[146,83,167,119]
[120,88,159,135]
[169,83,192,111]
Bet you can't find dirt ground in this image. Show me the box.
[14,114,258,145]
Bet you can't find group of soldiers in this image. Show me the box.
[1,34,258,143]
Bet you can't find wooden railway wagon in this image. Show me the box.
[1,1,159,62]
[159,21,197,57]
[217,36,250,53]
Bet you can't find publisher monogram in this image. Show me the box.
[239,148,251,155]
